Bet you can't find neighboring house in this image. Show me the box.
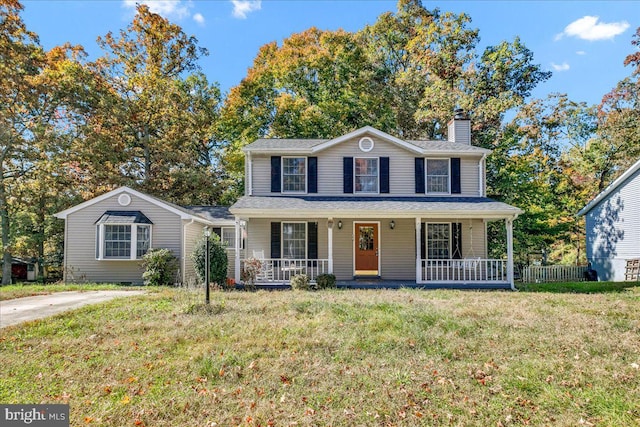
[54,187,234,285]
[578,158,640,281]
[229,111,522,288]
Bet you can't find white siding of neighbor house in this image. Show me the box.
[585,167,640,281]
[64,193,183,284]
[249,135,481,197]
[244,217,486,281]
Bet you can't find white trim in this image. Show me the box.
[578,158,640,216]
[327,218,334,274]
[353,221,381,276]
[506,218,515,290]
[354,157,380,195]
[425,158,451,195]
[281,156,308,194]
[247,152,253,196]
[358,137,374,152]
[234,217,241,283]
[415,218,422,283]
[118,194,131,206]
[54,186,213,225]
[281,221,308,259]
[312,126,423,154]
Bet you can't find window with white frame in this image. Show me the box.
[282,222,306,259]
[282,157,306,193]
[354,158,378,193]
[95,211,152,260]
[221,227,244,250]
[426,159,450,193]
[427,223,450,259]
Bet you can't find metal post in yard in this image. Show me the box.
[204,226,210,304]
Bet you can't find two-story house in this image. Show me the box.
[229,111,522,289]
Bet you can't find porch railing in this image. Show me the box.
[242,258,330,283]
[421,259,507,283]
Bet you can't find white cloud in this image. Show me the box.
[123,0,192,21]
[576,51,586,55]
[551,62,570,72]
[555,16,629,41]
[193,12,205,25]
[231,0,261,19]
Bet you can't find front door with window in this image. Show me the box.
[355,223,379,275]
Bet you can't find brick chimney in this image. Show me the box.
[447,108,471,145]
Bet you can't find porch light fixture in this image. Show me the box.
[337,220,343,230]
[204,226,211,304]
[389,220,395,230]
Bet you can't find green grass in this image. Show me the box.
[517,281,640,294]
[0,283,147,301]
[1,287,639,426]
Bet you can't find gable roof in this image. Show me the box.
[54,187,229,225]
[578,158,640,216]
[243,126,491,156]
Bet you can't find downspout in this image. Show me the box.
[183,218,195,284]
[479,154,486,197]
[247,152,252,196]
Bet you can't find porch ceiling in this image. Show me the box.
[230,196,522,219]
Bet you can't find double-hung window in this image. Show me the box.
[220,227,244,250]
[95,211,152,260]
[427,223,450,259]
[426,159,450,194]
[282,222,306,259]
[354,158,378,193]
[282,157,306,193]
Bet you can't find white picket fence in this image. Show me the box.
[521,265,588,283]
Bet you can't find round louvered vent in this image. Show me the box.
[118,194,131,206]
[359,137,374,152]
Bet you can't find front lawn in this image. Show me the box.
[1,287,639,426]
[0,283,146,301]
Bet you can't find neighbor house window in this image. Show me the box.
[354,158,378,193]
[282,157,306,193]
[426,159,450,193]
[427,223,450,259]
[282,222,306,259]
[95,211,152,260]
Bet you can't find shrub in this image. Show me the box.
[241,257,262,290]
[192,233,228,287]
[141,248,178,286]
[315,273,336,289]
[290,274,310,291]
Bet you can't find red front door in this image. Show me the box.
[355,223,378,275]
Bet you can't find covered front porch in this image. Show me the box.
[231,214,517,289]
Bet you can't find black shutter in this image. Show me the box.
[380,157,390,193]
[270,222,281,259]
[452,222,462,259]
[271,156,281,193]
[421,222,426,260]
[451,158,461,194]
[307,222,318,259]
[308,157,318,193]
[343,157,353,194]
[415,158,425,194]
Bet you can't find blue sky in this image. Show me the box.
[21,1,639,106]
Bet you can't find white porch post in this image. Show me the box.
[327,218,334,274]
[506,217,515,290]
[415,218,422,283]
[234,216,241,284]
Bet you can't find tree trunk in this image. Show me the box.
[0,175,12,285]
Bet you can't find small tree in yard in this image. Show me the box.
[192,233,228,287]
[141,249,178,286]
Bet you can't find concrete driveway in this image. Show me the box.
[0,290,146,328]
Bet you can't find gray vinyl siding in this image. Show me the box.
[183,220,205,285]
[64,193,183,284]
[243,217,486,281]
[585,167,640,281]
[249,136,481,197]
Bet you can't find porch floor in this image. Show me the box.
[247,280,512,291]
